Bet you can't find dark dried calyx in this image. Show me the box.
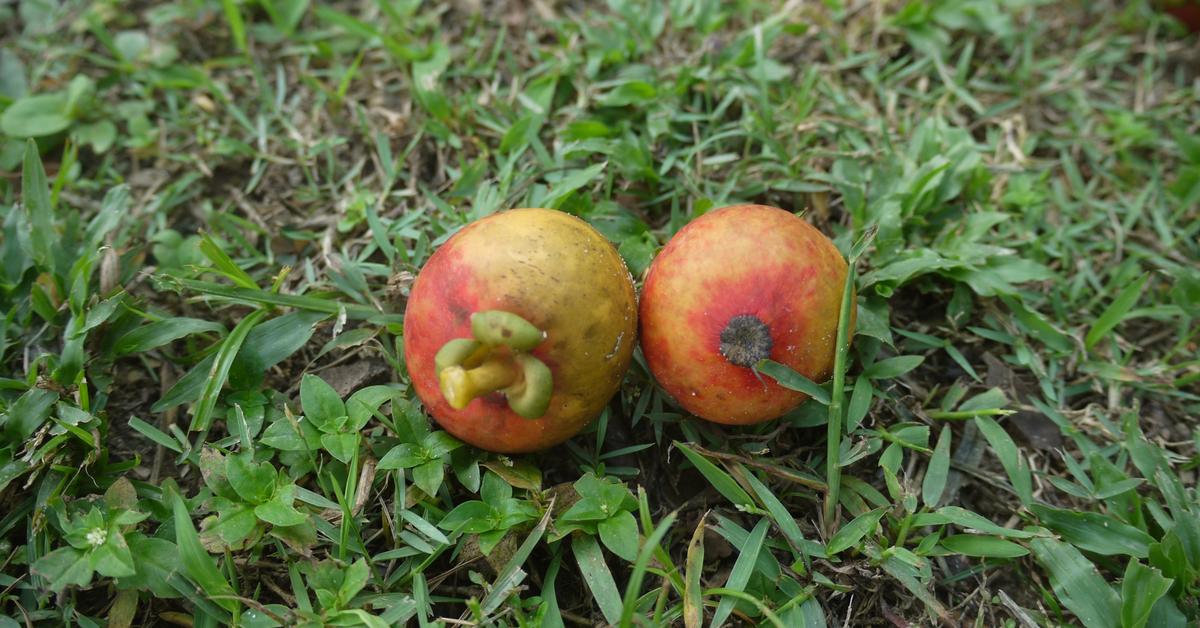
[719,314,773,368]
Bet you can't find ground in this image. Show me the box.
[1,0,1199,626]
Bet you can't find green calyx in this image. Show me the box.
[435,310,553,419]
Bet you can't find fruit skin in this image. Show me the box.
[1163,1,1200,32]
[639,204,852,425]
[403,208,638,453]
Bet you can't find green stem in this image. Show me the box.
[823,265,856,535]
[893,513,914,548]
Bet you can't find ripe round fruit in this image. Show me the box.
[639,204,852,425]
[403,208,638,453]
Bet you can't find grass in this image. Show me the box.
[1,0,1199,625]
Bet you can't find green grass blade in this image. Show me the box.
[128,416,183,453]
[703,588,785,628]
[674,442,755,510]
[824,265,856,530]
[683,514,706,628]
[199,233,259,290]
[756,360,830,404]
[922,425,951,508]
[189,309,268,432]
[741,467,810,558]
[480,502,554,615]
[220,0,248,53]
[973,415,1033,506]
[709,519,769,628]
[171,492,237,615]
[572,534,622,625]
[1085,273,1149,349]
[618,510,677,627]
[22,139,54,272]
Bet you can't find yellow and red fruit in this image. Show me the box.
[639,204,852,425]
[403,208,638,453]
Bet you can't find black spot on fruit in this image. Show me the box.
[719,315,773,368]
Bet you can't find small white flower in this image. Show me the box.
[86,528,107,547]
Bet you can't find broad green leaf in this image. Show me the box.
[438,501,493,533]
[73,119,117,153]
[598,510,639,562]
[259,414,322,451]
[113,318,226,355]
[957,387,1007,412]
[320,433,358,464]
[2,387,57,441]
[346,385,403,429]
[940,535,1028,558]
[480,458,542,491]
[210,506,258,546]
[1029,537,1119,628]
[378,444,423,470]
[255,497,309,528]
[300,374,347,426]
[91,529,137,578]
[412,460,444,497]
[31,547,93,592]
[0,48,27,99]
[338,558,370,605]
[3,93,70,137]
[1121,561,1173,628]
[117,536,181,597]
[1031,505,1154,557]
[226,454,276,504]
[845,376,873,431]
[229,310,328,388]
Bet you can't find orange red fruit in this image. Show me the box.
[639,204,852,425]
